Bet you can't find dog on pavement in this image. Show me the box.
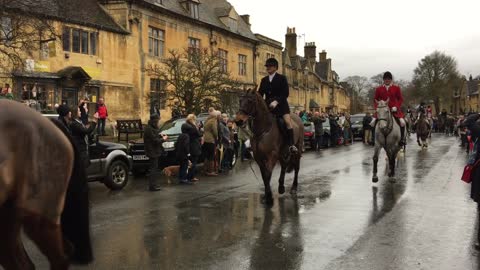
[162,161,192,177]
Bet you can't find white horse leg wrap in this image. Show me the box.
[399,118,406,127]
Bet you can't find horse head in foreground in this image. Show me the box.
[372,99,401,183]
[0,100,92,270]
[236,90,303,206]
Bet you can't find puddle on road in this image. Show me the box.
[53,138,459,270]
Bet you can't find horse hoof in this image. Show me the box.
[372,176,379,183]
[262,194,274,206]
[279,186,285,195]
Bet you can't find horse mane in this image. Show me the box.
[244,89,273,136]
[253,91,270,114]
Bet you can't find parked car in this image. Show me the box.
[129,116,237,176]
[351,113,366,140]
[303,122,315,149]
[43,114,133,190]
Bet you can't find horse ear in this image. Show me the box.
[375,99,379,104]
[385,98,390,104]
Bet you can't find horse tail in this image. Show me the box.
[50,119,93,264]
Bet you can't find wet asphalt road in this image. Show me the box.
[25,134,480,270]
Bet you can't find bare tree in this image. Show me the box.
[145,49,239,115]
[412,51,461,114]
[0,0,58,74]
[343,76,370,96]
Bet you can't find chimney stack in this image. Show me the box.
[319,50,327,62]
[285,27,297,58]
[304,42,316,61]
[240,15,251,28]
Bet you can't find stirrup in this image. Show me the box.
[289,145,298,153]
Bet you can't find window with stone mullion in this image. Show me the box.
[149,27,165,57]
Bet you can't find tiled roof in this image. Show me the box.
[140,0,257,41]
[467,80,479,96]
[6,0,128,34]
[315,62,328,80]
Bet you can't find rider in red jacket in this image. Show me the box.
[372,71,406,146]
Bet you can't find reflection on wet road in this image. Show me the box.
[26,135,480,269]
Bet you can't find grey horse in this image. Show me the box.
[372,99,402,183]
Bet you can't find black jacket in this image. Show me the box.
[79,102,89,125]
[181,122,202,157]
[150,104,160,118]
[70,119,96,153]
[219,121,231,147]
[144,120,165,158]
[363,115,373,130]
[176,133,190,161]
[312,116,325,135]
[258,73,290,115]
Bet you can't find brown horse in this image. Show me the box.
[0,100,92,270]
[416,111,431,148]
[236,90,304,205]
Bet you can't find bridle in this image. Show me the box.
[238,95,271,140]
[377,104,393,136]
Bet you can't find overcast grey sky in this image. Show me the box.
[229,0,480,81]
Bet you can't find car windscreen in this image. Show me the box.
[160,119,186,135]
[351,117,363,124]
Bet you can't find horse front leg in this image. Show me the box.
[388,153,396,178]
[372,145,381,183]
[417,133,422,146]
[278,165,286,195]
[259,164,274,206]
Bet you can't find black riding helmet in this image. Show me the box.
[265,58,279,68]
[383,71,393,80]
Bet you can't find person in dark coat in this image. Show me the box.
[57,104,71,131]
[171,101,182,120]
[311,112,325,151]
[363,112,373,145]
[258,58,297,153]
[329,115,339,147]
[181,114,203,182]
[69,106,97,168]
[144,114,168,191]
[463,113,480,249]
[79,98,89,125]
[176,131,191,185]
[150,100,161,118]
[219,114,232,172]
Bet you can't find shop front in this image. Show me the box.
[13,67,92,113]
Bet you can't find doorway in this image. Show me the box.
[62,88,78,107]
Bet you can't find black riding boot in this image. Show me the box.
[287,128,298,153]
[400,126,406,146]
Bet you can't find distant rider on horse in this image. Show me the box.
[371,71,406,146]
[258,58,298,153]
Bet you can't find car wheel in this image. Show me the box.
[104,160,129,190]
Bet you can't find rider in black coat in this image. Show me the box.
[69,107,97,168]
[258,58,297,153]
